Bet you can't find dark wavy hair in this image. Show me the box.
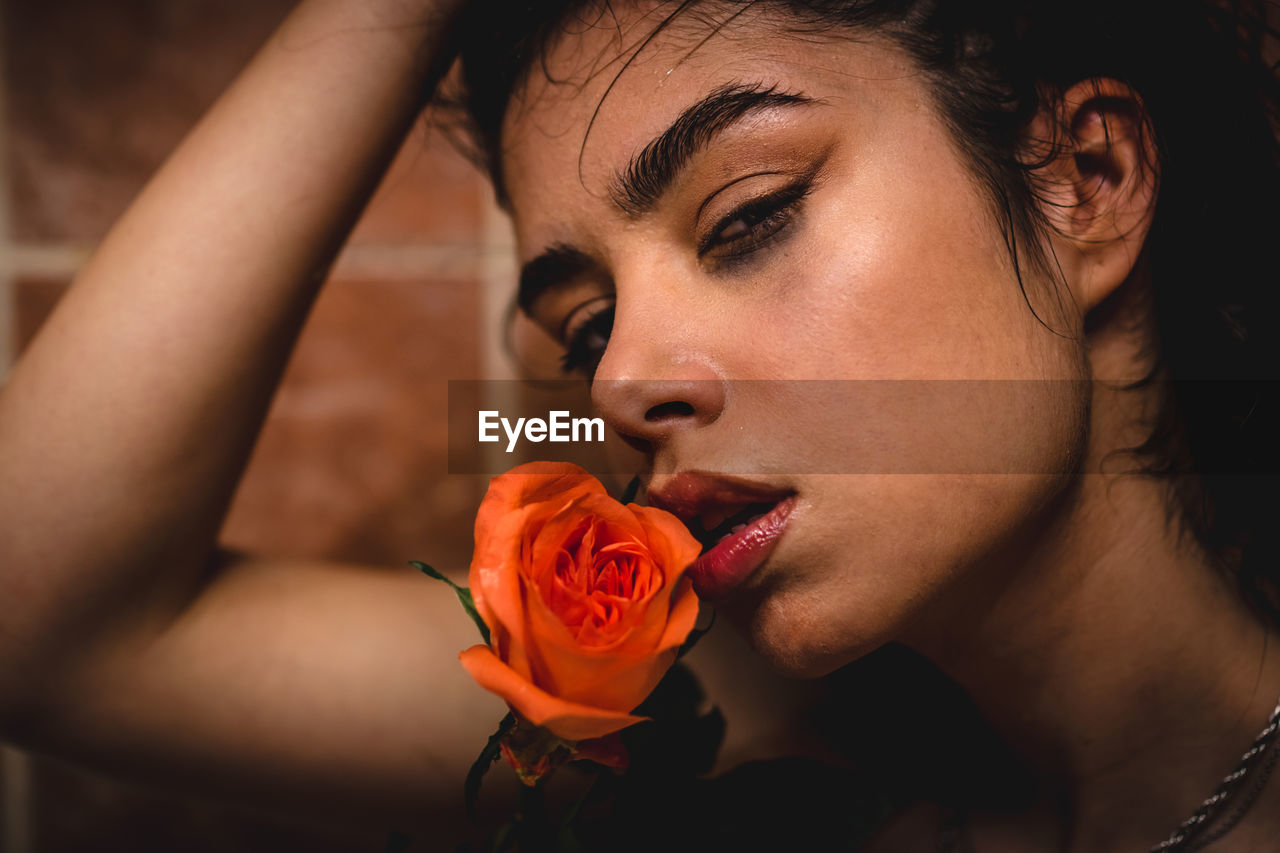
[433,0,1280,630]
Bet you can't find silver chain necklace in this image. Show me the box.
[938,692,1280,853]
[1151,692,1280,851]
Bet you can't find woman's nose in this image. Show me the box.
[589,312,727,451]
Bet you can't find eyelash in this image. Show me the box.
[697,179,813,262]
[557,178,814,378]
[560,303,615,378]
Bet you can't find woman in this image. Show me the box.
[1,0,1278,849]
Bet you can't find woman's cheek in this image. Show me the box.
[735,408,1085,679]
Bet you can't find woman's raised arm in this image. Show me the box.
[0,0,507,827]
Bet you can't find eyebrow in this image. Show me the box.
[611,81,814,216]
[517,243,597,315]
[517,82,814,315]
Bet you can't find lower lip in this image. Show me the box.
[687,497,796,600]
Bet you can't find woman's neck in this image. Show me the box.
[907,452,1280,851]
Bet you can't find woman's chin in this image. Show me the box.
[732,584,888,679]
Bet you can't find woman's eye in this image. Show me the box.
[698,180,812,261]
[560,303,615,379]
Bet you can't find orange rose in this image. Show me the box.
[459,462,701,743]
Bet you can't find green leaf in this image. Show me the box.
[412,561,490,645]
[620,475,641,504]
[677,609,716,659]
[466,712,517,821]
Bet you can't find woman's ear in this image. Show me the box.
[1031,78,1159,314]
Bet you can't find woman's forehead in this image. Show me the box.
[501,5,784,184]
[498,5,914,250]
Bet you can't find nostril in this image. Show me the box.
[644,401,695,422]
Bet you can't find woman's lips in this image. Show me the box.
[646,472,796,600]
[687,496,795,599]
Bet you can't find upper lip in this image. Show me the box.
[646,471,795,542]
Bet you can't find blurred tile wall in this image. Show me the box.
[0,0,515,849]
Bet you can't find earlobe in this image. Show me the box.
[1033,78,1159,313]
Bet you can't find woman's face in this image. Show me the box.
[502,4,1089,676]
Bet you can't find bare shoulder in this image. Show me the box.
[860,800,948,853]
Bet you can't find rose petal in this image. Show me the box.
[470,504,541,670]
[471,463,606,634]
[474,463,605,550]
[629,504,703,580]
[517,583,695,710]
[656,577,701,652]
[516,513,700,709]
[459,645,647,741]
